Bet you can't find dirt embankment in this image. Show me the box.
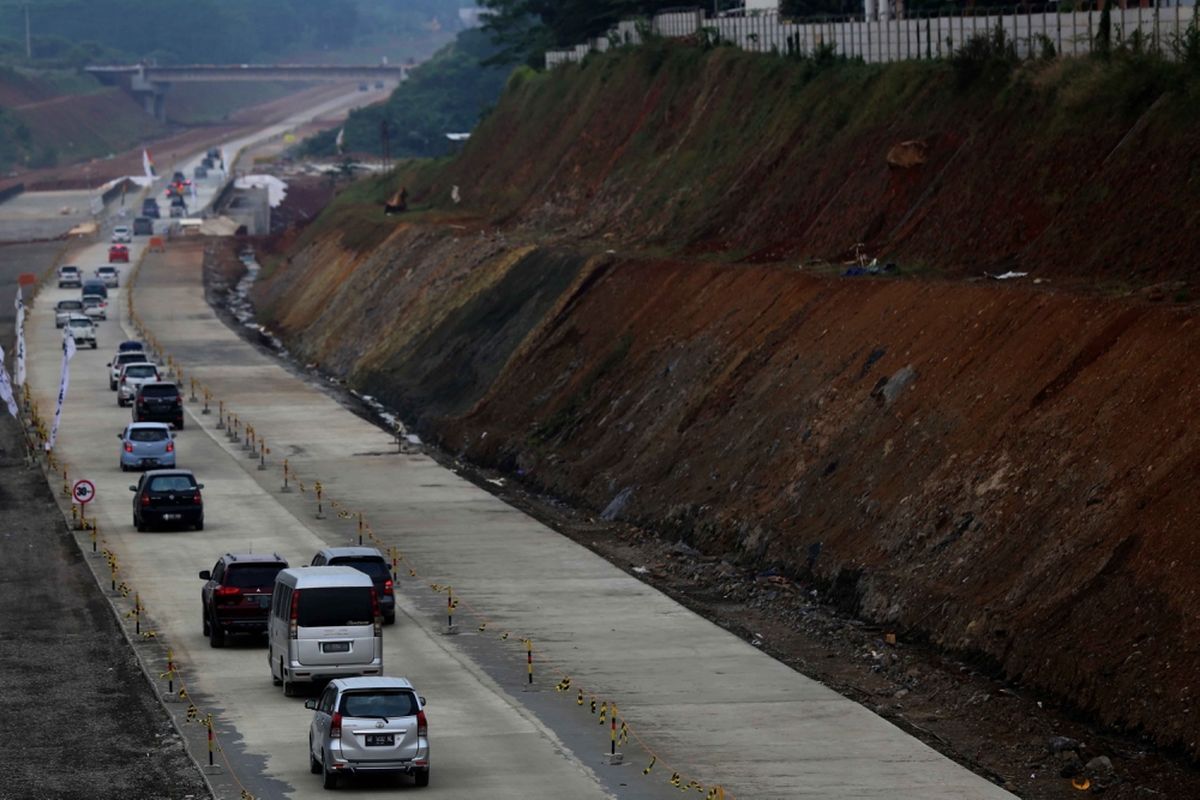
[253,45,1200,762]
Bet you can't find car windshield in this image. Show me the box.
[60,267,78,274]
[68,318,90,328]
[140,384,177,397]
[330,557,390,582]
[296,587,373,627]
[147,475,196,492]
[225,565,285,589]
[99,267,116,274]
[58,301,82,310]
[125,365,157,378]
[117,352,146,364]
[129,428,168,442]
[340,691,418,719]
[83,298,101,306]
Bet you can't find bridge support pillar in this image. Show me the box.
[131,69,170,122]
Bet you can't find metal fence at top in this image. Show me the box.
[544,4,1199,67]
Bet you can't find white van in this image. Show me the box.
[268,566,383,696]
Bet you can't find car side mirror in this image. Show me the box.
[196,483,205,490]
[304,699,317,710]
[128,485,137,492]
[419,696,427,707]
[106,362,112,367]
[117,433,123,439]
[198,570,211,580]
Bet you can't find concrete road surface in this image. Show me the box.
[20,99,1019,800]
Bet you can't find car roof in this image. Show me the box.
[221,552,287,565]
[276,566,373,588]
[57,299,82,305]
[318,546,386,560]
[67,313,91,321]
[98,265,118,270]
[332,676,415,692]
[59,264,79,271]
[139,380,175,387]
[143,469,196,478]
[121,361,157,370]
[128,421,171,430]
[83,296,102,304]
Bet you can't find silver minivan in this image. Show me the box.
[306,677,430,789]
[268,566,383,696]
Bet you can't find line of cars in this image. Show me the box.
[58,233,428,789]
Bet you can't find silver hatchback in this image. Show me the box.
[306,677,429,790]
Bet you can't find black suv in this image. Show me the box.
[199,553,288,647]
[130,469,204,531]
[310,547,396,625]
[134,381,184,429]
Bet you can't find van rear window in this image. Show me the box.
[297,587,374,627]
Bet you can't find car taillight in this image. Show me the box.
[214,585,242,603]
[166,441,174,453]
[330,711,342,739]
[124,442,133,453]
[141,494,150,506]
[416,710,427,737]
[289,589,300,639]
[371,588,382,636]
[192,491,202,504]
[383,579,394,596]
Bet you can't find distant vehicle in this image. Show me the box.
[57,265,82,288]
[117,340,146,353]
[129,469,203,531]
[171,170,191,186]
[358,82,368,91]
[111,225,132,243]
[108,244,130,263]
[117,362,161,407]
[82,295,107,321]
[133,217,155,235]
[81,280,108,300]
[310,547,396,625]
[55,299,84,328]
[200,157,215,169]
[199,552,289,647]
[108,349,150,390]
[374,80,384,89]
[194,165,208,179]
[142,205,160,220]
[306,677,430,789]
[132,381,184,429]
[268,566,383,696]
[118,421,175,471]
[65,314,97,349]
[169,205,185,218]
[95,265,120,288]
[207,147,220,160]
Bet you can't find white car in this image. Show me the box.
[57,265,82,288]
[55,298,85,328]
[82,296,107,321]
[64,314,97,349]
[108,350,149,390]
[117,362,161,406]
[95,265,120,288]
[111,226,132,244]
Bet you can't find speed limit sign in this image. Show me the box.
[72,479,96,505]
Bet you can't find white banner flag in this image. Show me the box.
[46,329,76,451]
[14,285,25,387]
[0,345,17,419]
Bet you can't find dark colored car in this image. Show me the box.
[130,469,204,531]
[118,339,148,353]
[133,216,155,235]
[310,547,396,625]
[133,381,184,429]
[81,279,108,300]
[200,553,288,647]
[142,199,160,219]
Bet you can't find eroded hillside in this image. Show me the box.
[255,43,1200,758]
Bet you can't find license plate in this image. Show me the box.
[364,734,394,747]
[163,513,181,520]
[322,641,350,653]
[256,595,271,608]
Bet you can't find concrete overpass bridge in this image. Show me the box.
[85,63,407,120]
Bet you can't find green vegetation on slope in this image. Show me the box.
[0,0,468,66]
[303,28,510,160]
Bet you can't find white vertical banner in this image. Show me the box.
[13,286,25,387]
[0,345,18,419]
[46,329,76,451]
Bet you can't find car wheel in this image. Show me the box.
[195,517,204,531]
[310,738,321,774]
[384,613,395,626]
[92,342,97,349]
[135,516,146,532]
[202,607,209,636]
[109,381,117,391]
[414,768,430,787]
[209,613,225,648]
[322,751,338,790]
[120,462,127,472]
[177,419,185,430]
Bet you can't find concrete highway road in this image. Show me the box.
[20,96,1019,799]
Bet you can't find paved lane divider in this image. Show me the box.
[124,249,735,800]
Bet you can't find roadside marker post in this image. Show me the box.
[202,388,211,415]
[189,377,198,402]
[357,512,364,546]
[258,441,268,471]
[281,459,292,492]
[216,401,225,428]
[314,482,325,519]
[526,638,534,686]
